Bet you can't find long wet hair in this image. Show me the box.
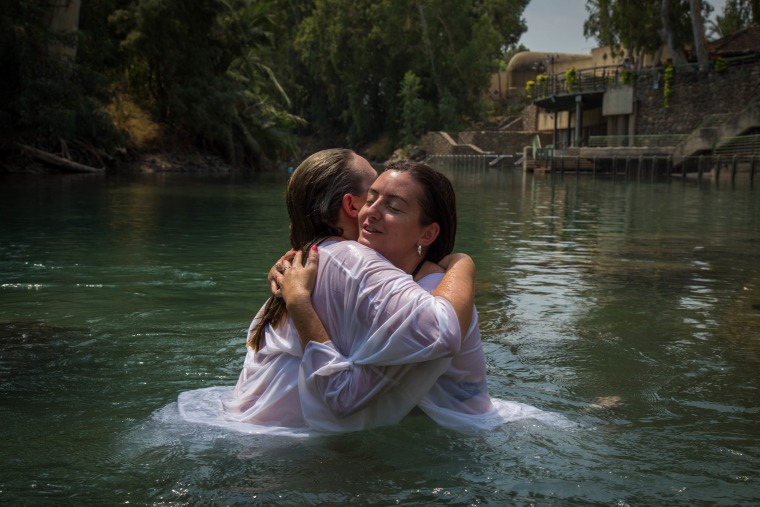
[383,160,457,263]
[248,149,368,351]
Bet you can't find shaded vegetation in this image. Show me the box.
[0,0,527,173]
[0,0,529,172]
[0,0,750,172]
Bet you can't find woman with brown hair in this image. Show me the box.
[282,161,557,432]
[211,151,475,431]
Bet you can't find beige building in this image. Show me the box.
[496,43,692,147]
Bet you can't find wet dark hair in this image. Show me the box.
[249,148,370,350]
[383,160,457,263]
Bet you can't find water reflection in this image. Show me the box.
[1,169,759,505]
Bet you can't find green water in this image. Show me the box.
[1,165,759,505]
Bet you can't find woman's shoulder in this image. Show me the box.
[321,240,393,269]
[318,241,416,293]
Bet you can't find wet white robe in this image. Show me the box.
[180,240,572,434]
[219,240,459,432]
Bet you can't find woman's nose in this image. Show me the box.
[364,200,380,219]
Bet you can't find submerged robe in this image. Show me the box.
[221,310,305,428]
[298,241,467,432]
[300,266,563,433]
[182,240,571,434]
[221,240,461,431]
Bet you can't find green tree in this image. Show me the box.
[398,71,432,145]
[583,0,705,64]
[0,0,123,154]
[709,0,758,38]
[112,0,300,167]
[295,0,528,147]
[584,0,664,58]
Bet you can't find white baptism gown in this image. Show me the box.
[178,240,572,434]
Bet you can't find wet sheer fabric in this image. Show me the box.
[178,240,573,435]
[298,269,563,433]
[220,311,305,427]
[297,241,461,431]
[178,309,312,437]
[198,240,460,433]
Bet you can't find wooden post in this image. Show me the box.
[699,156,705,184]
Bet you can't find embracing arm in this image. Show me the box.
[432,253,476,341]
[281,246,391,417]
[281,245,475,421]
[279,247,330,350]
[282,249,476,348]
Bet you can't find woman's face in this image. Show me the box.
[358,170,434,268]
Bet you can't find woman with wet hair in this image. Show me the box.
[214,151,475,431]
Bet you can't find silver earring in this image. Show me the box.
[417,245,422,256]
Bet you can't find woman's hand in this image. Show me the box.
[279,246,330,347]
[280,245,319,307]
[268,249,296,298]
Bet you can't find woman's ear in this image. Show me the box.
[419,222,440,247]
[341,193,361,219]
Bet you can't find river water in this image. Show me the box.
[1,163,758,505]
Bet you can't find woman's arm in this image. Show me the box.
[280,246,391,417]
[279,247,330,349]
[281,246,475,420]
[432,253,476,340]
[282,249,476,347]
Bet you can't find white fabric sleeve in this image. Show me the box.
[298,241,461,431]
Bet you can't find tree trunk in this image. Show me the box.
[661,0,688,65]
[46,0,82,60]
[19,144,104,173]
[689,0,709,70]
[751,0,760,24]
[417,3,442,98]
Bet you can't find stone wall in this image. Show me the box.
[634,62,760,135]
[423,61,760,157]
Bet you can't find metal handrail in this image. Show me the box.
[588,134,688,148]
[714,134,760,155]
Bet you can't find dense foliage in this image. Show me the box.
[295,0,528,147]
[582,0,712,62]
[110,0,302,166]
[1,0,528,170]
[710,0,760,38]
[0,0,749,171]
[0,1,124,155]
